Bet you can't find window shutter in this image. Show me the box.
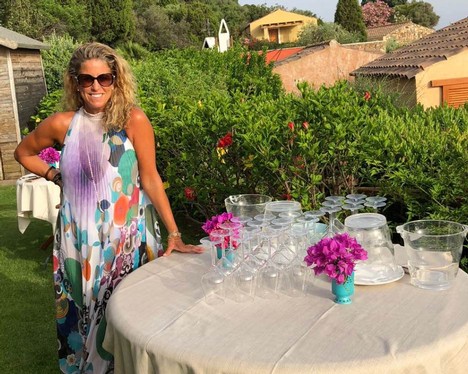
[431,78,468,108]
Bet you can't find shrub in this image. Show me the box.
[42,33,79,93]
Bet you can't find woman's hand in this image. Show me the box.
[163,236,204,257]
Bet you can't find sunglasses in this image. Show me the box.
[75,73,115,88]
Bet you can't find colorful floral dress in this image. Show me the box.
[53,108,162,373]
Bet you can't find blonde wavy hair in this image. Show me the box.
[63,42,137,131]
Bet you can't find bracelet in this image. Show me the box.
[167,231,182,239]
[44,165,56,180]
[51,171,63,187]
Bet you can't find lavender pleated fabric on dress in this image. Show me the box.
[53,108,162,373]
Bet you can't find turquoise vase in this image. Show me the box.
[331,272,355,304]
[215,246,235,267]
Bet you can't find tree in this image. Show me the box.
[90,0,135,46]
[394,1,439,28]
[362,0,394,27]
[335,0,367,41]
[361,0,407,6]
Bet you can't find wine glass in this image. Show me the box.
[303,210,325,245]
[325,195,345,204]
[219,220,243,269]
[320,205,342,237]
[209,228,234,276]
[264,201,302,221]
[201,268,225,305]
[342,200,365,215]
[256,226,283,299]
[201,229,229,305]
[365,196,387,212]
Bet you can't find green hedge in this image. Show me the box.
[34,47,468,229]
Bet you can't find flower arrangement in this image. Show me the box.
[202,212,240,249]
[304,233,368,284]
[38,147,60,165]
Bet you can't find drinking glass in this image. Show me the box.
[320,205,342,237]
[201,268,225,305]
[219,220,243,268]
[325,195,345,204]
[365,196,387,212]
[264,201,302,220]
[209,229,234,276]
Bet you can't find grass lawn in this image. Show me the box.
[0,185,204,373]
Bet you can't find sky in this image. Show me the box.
[238,0,468,30]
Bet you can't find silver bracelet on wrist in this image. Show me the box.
[167,231,182,239]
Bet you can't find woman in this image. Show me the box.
[14,42,203,373]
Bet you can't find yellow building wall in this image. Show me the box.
[249,9,317,43]
[415,50,468,108]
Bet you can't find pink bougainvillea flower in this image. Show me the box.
[364,91,371,101]
[202,212,240,249]
[304,233,368,284]
[184,187,196,201]
[38,147,60,164]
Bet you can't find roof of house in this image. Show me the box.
[263,46,305,63]
[254,9,315,28]
[271,40,341,66]
[351,17,468,79]
[0,26,49,50]
[367,22,413,42]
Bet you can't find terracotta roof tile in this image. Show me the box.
[352,17,468,79]
[263,47,305,63]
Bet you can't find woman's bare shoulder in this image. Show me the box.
[126,107,152,135]
[41,111,76,144]
[128,107,150,124]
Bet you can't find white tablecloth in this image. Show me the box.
[103,251,468,374]
[16,173,61,233]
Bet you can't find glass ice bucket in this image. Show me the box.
[225,194,273,219]
[344,213,398,282]
[397,220,468,290]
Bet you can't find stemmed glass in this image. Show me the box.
[365,196,387,212]
[219,220,243,269]
[209,228,234,276]
[256,226,282,299]
[320,199,343,237]
[325,195,345,204]
[303,210,325,245]
[201,229,229,305]
[342,194,366,215]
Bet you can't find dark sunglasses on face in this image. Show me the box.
[75,73,115,88]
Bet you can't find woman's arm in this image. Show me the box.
[14,112,72,180]
[126,108,203,256]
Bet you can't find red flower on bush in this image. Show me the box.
[302,121,309,130]
[288,121,295,131]
[217,132,233,148]
[364,91,371,101]
[281,193,292,200]
[184,187,196,201]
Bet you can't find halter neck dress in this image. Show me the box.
[53,107,162,373]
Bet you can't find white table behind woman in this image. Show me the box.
[103,251,468,374]
[16,173,60,233]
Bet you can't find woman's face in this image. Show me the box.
[77,58,114,114]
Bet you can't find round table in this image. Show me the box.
[103,251,468,374]
[16,173,61,233]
